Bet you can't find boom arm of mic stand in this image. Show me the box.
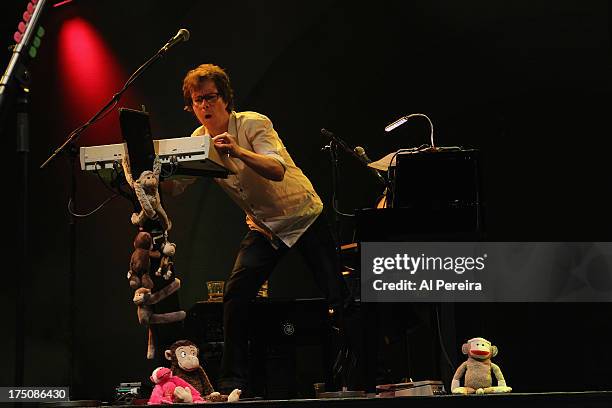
[40,41,168,169]
[322,130,389,188]
[322,130,369,166]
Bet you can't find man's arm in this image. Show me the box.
[212,132,285,181]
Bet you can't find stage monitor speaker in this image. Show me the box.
[183,301,224,388]
[249,298,332,399]
[184,298,332,399]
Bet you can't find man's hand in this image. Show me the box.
[212,132,285,181]
[212,132,242,158]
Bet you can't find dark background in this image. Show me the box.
[2,0,611,402]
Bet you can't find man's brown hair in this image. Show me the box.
[182,63,234,113]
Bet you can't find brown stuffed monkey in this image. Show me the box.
[165,340,241,402]
[451,337,512,394]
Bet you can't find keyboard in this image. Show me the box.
[79,135,230,178]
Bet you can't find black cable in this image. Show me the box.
[160,159,179,179]
[93,164,138,210]
[332,190,355,218]
[111,161,140,210]
[94,166,119,195]
[384,144,433,207]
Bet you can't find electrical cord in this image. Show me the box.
[68,194,119,218]
[69,162,137,218]
[332,190,355,218]
[384,145,428,207]
[94,165,119,195]
[160,155,179,178]
[93,162,137,206]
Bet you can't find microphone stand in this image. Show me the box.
[321,132,364,395]
[322,140,342,252]
[321,128,364,167]
[40,39,178,169]
[15,83,30,388]
[38,33,184,397]
[0,0,48,389]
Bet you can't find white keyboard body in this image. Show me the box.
[79,136,229,177]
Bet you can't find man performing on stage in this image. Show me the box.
[181,64,350,395]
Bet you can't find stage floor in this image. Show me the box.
[104,391,612,408]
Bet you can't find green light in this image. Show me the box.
[27,25,45,58]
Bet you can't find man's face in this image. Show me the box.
[190,79,230,130]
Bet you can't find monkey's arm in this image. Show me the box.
[153,155,161,178]
[171,376,204,403]
[153,192,172,231]
[147,278,181,305]
[122,157,135,188]
[486,363,512,393]
[134,182,157,219]
[147,384,169,405]
[490,363,506,386]
[198,367,215,397]
[451,361,468,392]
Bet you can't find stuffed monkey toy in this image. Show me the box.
[133,278,186,359]
[133,279,186,325]
[165,340,241,402]
[127,231,155,289]
[155,241,176,280]
[451,337,512,394]
[148,366,205,405]
[123,155,172,232]
[123,156,183,358]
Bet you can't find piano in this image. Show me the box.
[79,135,230,178]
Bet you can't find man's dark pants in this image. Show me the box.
[218,213,349,393]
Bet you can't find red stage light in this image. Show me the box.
[53,0,74,8]
[57,17,133,145]
[13,2,41,45]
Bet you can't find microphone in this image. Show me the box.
[158,28,190,54]
[321,128,353,156]
[354,146,373,165]
[354,146,387,186]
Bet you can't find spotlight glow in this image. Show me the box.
[53,0,74,8]
[57,17,132,144]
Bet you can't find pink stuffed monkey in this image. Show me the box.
[148,366,205,404]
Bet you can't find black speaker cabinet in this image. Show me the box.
[251,298,332,399]
[185,298,332,399]
[184,301,224,388]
